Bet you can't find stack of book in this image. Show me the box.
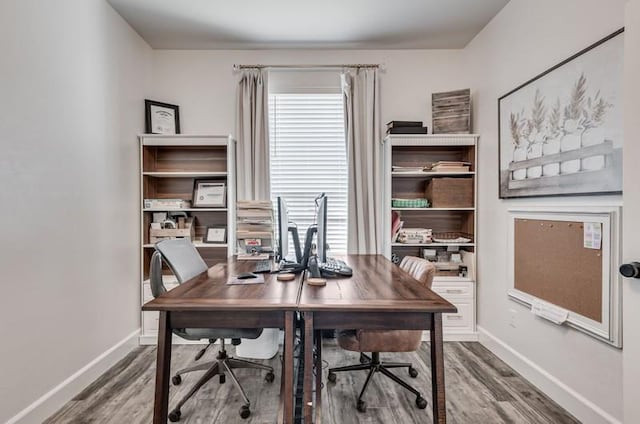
[392,165,427,173]
[386,121,429,135]
[430,161,471,172]
[236,200,274,254]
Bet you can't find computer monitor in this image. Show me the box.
[315,194,328,263]
[276,196,302,263]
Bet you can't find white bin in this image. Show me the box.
[235,328,280,359]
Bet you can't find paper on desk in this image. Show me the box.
[584,222,602,250]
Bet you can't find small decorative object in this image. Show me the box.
[204,227,226,244]
[193,180,226,207]
[432,89,471,134]
[499,29,623,198]
[145,99,180,134]
[459,265,468,278]
[432,232,473,244]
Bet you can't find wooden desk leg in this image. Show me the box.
[303,312,314,423]
[153,311,172,424]
[283,311,295,424]
[314,329,323,424]
[430,313,447,424]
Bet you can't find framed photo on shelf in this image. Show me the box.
[204,227,226,244]
[192,180,226,207]
[145,99,181,134]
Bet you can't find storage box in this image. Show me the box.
[425,177,473,208]
[149,217,195,243]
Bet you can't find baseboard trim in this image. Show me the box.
[478,326,621,424]
[421,330,479,342]
[6,329,140,424]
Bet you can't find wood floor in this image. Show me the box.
[45,341,579,424]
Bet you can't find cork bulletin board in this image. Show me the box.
[508,207,621,347]
[514,219,603,322]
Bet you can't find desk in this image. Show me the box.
[298,255,457,424]
[142,257,302,424]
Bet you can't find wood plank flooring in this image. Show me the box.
[45,341,579,424]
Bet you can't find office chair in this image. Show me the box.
[327,256,436,413]
[150,239,275,421]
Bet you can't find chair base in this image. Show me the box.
[168,340,275,421]
[327,352,427,412]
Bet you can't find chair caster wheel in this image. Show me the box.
[168,409,181,422]
[219,374,226,384]
[172,375,182,386]
[416,396,428,409]
[265,371,275,383]
[359,353,369,364]
[239,405,251,419]
[327,372,337,383]
[357,400,367,412]
[408,367,418,378]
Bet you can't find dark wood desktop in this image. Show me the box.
[142,258,302,424]
[298,255,457,424]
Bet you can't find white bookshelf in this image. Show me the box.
[383,134,479,341]
[139,134,236,345]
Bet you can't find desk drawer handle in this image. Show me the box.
[446,315,463,320]
[445,289,464,294]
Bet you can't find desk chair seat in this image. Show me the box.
[151,239,274,421]
[328,256,435,413]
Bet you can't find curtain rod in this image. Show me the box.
[233,63,383,71]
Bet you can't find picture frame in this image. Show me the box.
[204,227,227,244]
[145,99,181,134]
[192,180,226,208]
[498,29,624,199]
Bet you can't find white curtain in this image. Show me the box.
[235,69,270,200]
[342,68,383,254]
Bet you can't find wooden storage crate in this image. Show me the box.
[149,217,195,243]
[425,177,473,208]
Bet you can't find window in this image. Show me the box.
[269,93,348,255]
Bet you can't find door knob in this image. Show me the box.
[620,262,640,279]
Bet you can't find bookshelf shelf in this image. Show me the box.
[391,207,475,211]
[391,171,475,178]
[142,171,228,178]
[143,208,228,212]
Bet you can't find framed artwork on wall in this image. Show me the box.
[145,99,180,134]
[498,28,624,199]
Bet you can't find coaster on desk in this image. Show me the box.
[307,277,327,286]
[277,273,296,282]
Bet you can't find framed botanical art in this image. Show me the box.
[145,99,180,134]
[498,29,624,198]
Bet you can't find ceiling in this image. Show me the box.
[107,0,510,50]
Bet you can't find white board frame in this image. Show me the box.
[507,206,622,347]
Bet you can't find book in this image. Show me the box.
[386,120,423,130]
[387,126,428,134]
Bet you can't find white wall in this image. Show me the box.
[623,1,640,423]
[0,0,151,422]
[150,49,468,134]
[465,1,626,422]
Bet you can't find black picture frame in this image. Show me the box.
[497,28,624,199]
[204,227,226,244]
[145,99,181,134]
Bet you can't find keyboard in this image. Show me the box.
[253,259,273,273]
[319,258,353,277]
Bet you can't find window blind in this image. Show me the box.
[269,93,348,255]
